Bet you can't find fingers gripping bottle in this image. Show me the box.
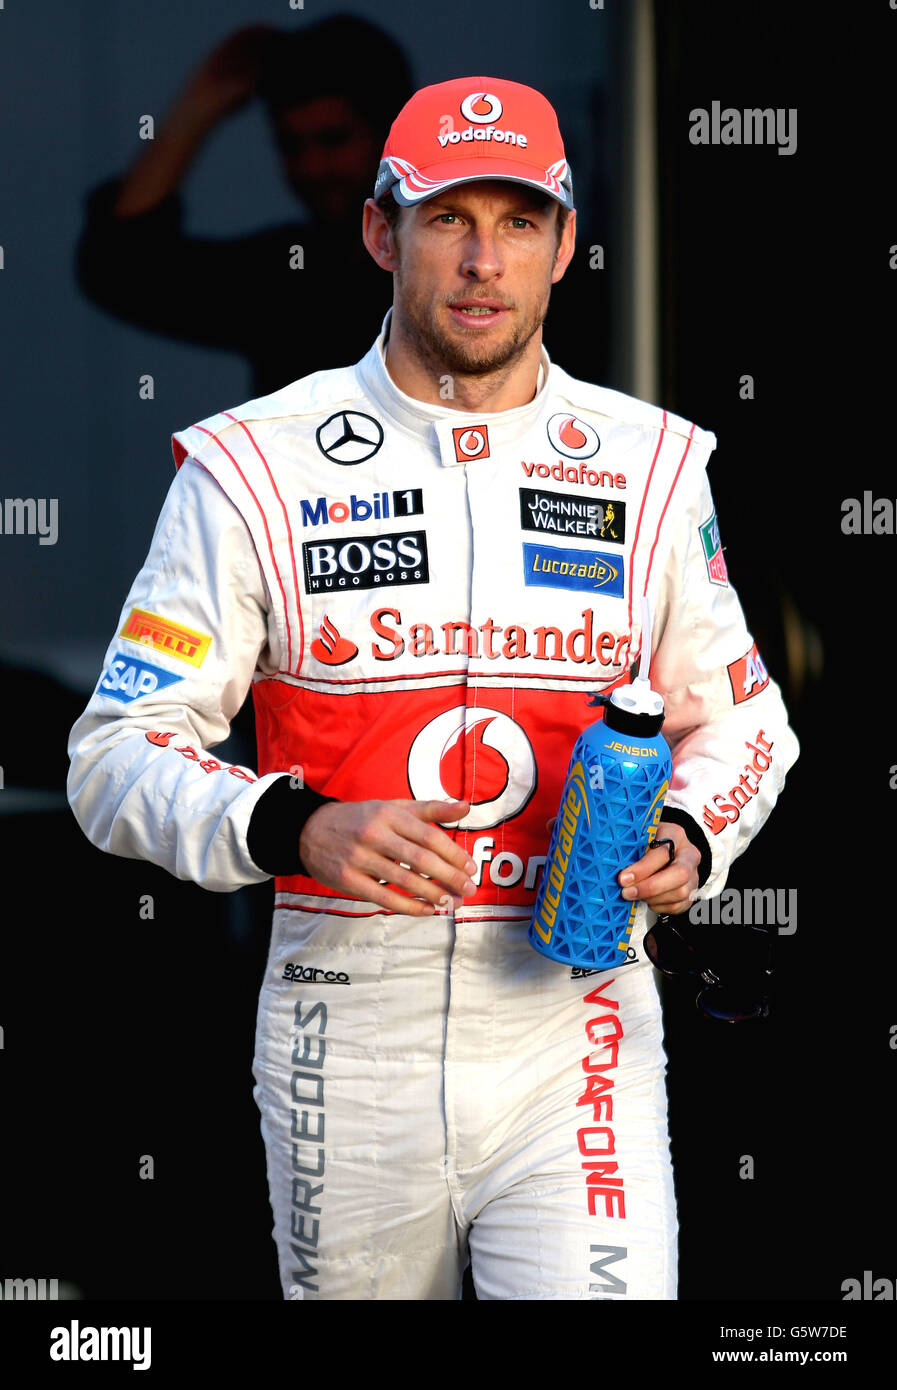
[529,598,672,969]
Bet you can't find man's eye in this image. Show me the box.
[510,217,532,229]
[437,213,458,224]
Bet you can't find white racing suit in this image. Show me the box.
[67,312,799,1299]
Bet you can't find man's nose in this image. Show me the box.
[460,229,503,280]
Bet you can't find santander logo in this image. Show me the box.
[407,706,536,830]
[310,615,359,666]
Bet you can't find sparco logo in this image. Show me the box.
[572,951,636,978]
[302,531,429,593]
[315,411,383,464]
[282,964,351,985]
[407,706,536,830]
[300,489,423,527]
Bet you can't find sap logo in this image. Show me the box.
[98,653,183,704]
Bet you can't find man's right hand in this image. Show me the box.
[297,799,478,916]
[112,26,278,219]
[182,25,277,125]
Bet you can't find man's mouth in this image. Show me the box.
[448,301,509,325]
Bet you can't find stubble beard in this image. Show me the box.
[394,267,551,380]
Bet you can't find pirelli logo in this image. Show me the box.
[119,607,212,667]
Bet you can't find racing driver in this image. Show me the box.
[67,76,799,1301]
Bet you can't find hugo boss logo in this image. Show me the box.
[302,531,429,593]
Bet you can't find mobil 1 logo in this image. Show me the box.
[299,488,423,528]
[520,487,625,543]
[303,530,429,593]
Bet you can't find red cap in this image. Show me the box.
[373,76,574,211]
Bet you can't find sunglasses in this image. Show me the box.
[643,916,774,1022]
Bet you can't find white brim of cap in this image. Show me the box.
[387,163,574,212]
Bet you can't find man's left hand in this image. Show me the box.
[617,820,701,915]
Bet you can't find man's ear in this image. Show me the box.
[362,198,400,272]
[551,208,577,285]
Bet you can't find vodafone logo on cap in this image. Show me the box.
[452,424,490,461]
[407,707,536,830]
[460,92,503,123]
[547,413,601,460]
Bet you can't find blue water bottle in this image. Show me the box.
[529,599,672,969]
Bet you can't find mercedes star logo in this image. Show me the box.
[316,411,384,465]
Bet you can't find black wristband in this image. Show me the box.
[659,807,713,888]
[246,774,338,877]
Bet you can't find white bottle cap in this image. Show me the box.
[609,679,665,719]
[605,596,665,725]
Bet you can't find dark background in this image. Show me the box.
[0,0,892,1318]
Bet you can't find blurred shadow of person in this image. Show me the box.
[75,16,412,397]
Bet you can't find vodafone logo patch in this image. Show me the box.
[407,707,536,830]
[547,413,601,460]
[452,424,490,461]
[460,92,503,124]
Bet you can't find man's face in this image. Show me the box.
[381,181,575,376]
[272,96,380,221]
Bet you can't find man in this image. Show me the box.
[75,18,412,395]
[67,76,799,1300]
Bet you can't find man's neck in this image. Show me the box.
[383,312,542,413]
